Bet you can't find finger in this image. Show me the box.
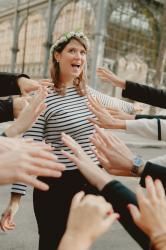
[104,213,120,228]
[22,163,64,177]
[145,176,157,201]
[136,187,148,210]
[30,150,58,161]
[154,179,166,199]
[70,191,85,209]
[88,117,103,127]
[17,174,49,191]
[61,133,83,156]
[128,204,141,225]
[62,150,81,166]
[40,81,54,87]
[91,147,110,170]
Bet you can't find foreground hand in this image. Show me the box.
[97,67,126,89]
[61,132,112,190]
[0,138,65,189]
[17,77,54,95]
[91,125,134,176]
[87,95,126,129]
[58,191,119,250]
[128,176,166,240]
[6,87,47,137]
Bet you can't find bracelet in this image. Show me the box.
[0,132,7,137]
[150,233,166,250]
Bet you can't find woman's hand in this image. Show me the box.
[128,176,166,240]
[97,67,126,89]
[58,191,119,250]
[0,194,21,232]
[5,87,47,137]
[61,132,112,190]
[87,95,126,129]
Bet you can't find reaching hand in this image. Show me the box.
[58,191,119,250]
[61,132,112,190]
[97,67,126,89]
[128,176,166,241]
[87,95,126,129]
[0,137,65,189]
[17,77,54,95]
[6,87,47,137]
[107,107,136,120]
[91,125,135,177]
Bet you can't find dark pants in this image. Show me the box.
[33,170,99,250]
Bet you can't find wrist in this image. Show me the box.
[10,193,22,204]
[59,232,92,250]
[115,120,126,129]
[131,155,145,177]
[5,123,20,137]
[119,80,126,89]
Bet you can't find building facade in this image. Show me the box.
[0,0,165,92]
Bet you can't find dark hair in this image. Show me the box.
[50,36,88,96]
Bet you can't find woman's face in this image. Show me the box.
[54,39,87,81]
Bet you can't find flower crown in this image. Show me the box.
[50,31,89,56]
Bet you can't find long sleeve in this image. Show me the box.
[126,119,166,141]
[89,87,134,113]
[140,162,166,190]
[100,180,150,250]
[0,98,14,122]
[136,114,166,119]
[11,113,46,195]
[149,155,166,167]
[0,73,29,97]
[122,81,166,108]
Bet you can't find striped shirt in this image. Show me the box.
[12,86,134,195]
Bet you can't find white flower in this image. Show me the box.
[50,31,89,57]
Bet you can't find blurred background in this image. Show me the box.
[0,0,165,96]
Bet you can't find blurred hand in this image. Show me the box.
[6,87,47,137]
[87,95,126,129]
[58,191,119,250]
[13,95,32,118]
[17,77,54,95]
[0,137,65,188]
[128,176,166,240]
[97,67,125,89]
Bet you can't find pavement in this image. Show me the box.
[0,128,166,250]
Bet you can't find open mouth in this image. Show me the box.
[71,64,81,70]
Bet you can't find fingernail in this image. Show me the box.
[116,214,120,220]
[146,175,151,180]
[127,204,131,209]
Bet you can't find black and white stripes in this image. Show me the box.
[12,86,134,195]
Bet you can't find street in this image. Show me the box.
[0,131,166,250]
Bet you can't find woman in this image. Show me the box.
[1,31,136,250]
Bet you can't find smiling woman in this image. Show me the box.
[3,31,136,250]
